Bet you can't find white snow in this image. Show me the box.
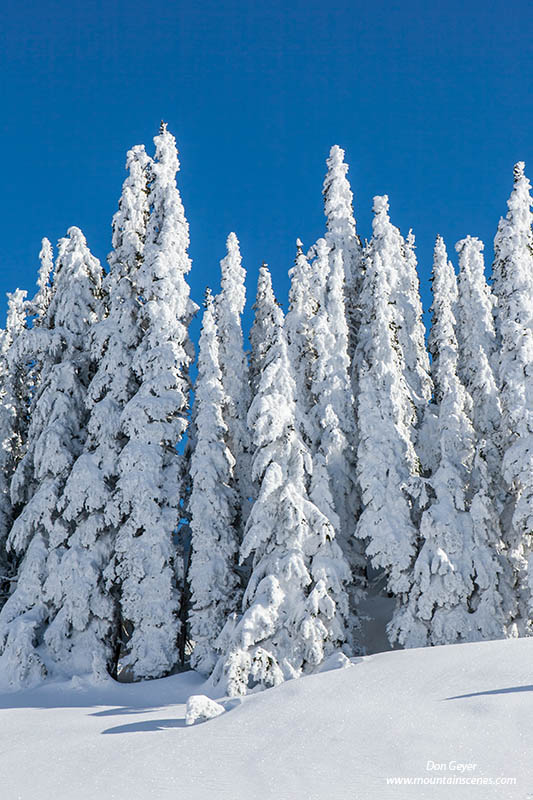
[185,694,225,725]
[1,637,531,799]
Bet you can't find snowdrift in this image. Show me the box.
[1,637,531,799]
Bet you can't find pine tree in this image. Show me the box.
[0,227,103,687]
[215,232,251,531]
[284,239,316,427]
[213,268,351,696]
[322,145,364,363]
[399,230,432,421]
[0,290,29,607]
[31,238,54,323]
[188,291,241,675]
[249,264,280,398]
[306,240,363,628]
[491,162,533,631]
[286,239,359,541]
[41,145,153,680]
[455,237,500,450]
[110,123,198,680]
[354,197,420,609]
[391,236,506,646]
[455,236,513,631]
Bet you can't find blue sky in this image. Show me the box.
[1,0,531,335]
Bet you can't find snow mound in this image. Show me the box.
[185,694,225,725]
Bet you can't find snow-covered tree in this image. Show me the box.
[213,268,351,696]
[354,197,420,608]
[454,237,514,628]
[30,238,54,324]
[285,239,316,426]
[249,264,280,398]
[0,227,103,687]
[0,290,29,606]
[306,240,363,623]
[491,162,533,631]
[188,291,241,675]
[110,123,198,680]
[399,230,432,421]
[41,145,153,680]
[215,232,251,531]
[455,237,501,456]
[359,196,430,428]
[322,145,364,363]
[391,236,506,647]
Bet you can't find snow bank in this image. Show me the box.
[0,637,531,799]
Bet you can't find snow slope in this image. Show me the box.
[1,637,531,799]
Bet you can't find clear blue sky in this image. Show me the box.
[1,0,531,335]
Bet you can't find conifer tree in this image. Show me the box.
[284,239,315,426]
[491,162,533,631]
[110,123,198,680]
[249,264,279,398]
[399,231,432,421]
[0,227,103,686]
[31,238,54,323]
[215,232,251,530]
[358,197,430,430]
[188,291,241,675]
[391,236,506,646]
[41,145,153,679]
[455,237,501,451]
[322,145,364,363]
[286,238,359,541]
[455,237,513,628]
[306,240,363,625]
[354,197,420,608]
[0,290,29,607]
[213,268,351,696]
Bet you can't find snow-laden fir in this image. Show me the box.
[0,126,532,702]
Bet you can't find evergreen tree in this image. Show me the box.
[0,290,29,607]
[110,123,198,680]
[213,268,351,696]
[455,236,513,630]
[455,237,501,451]
[306,240,363,626]
[354,197,420,609]
[31,238,54,323]
[399,230,432,421]
[391,236,506,646]
[215,232,251,530]
[188,291,241,675]
[0,227,103,687]
[322,145,364,363]
[284,239,316,428]
[41,145,153,679]
[491,162,533,631]
[249,264,279,398]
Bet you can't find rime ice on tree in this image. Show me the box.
[391,237,506,647]
[0,228,103,687]
[491,162,533,632]
[213,267,351,696]
[111,124,198,680]
[43,145,153,680]
[354,197,420,624]
[322,145,364,364]
[188,292,241,675]
[215,232,251,532]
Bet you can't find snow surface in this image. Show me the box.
[1,637,531,799]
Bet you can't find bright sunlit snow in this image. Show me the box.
[1,637,530,799]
